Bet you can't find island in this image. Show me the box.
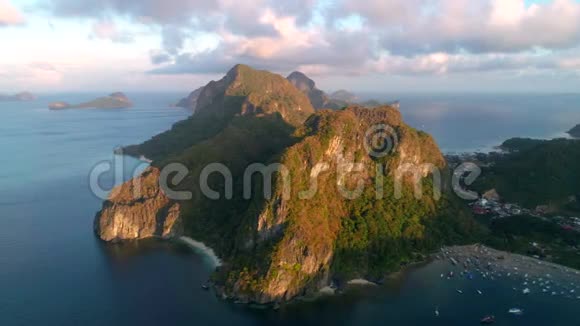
[286,71,395,110]
[49,92,131,110]
[95,64,478,305]
[0,92,36,102]
[330,89,359,103]
[568,124,580,138]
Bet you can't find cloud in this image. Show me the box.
[369,52,562,76]
[0,62,62,87]
[91,20,134,43]
[28,62,58,71]
[149,50,172,65]
[0,0,24,26]
[42,0,580,79]
[340,0,580,55]
[149,7,378,75]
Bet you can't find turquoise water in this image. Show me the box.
[1,93,579,325]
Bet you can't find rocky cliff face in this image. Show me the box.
[95,167,182,241]
[176,86,204,111]
[568,124,580,138]
[287,71,328,109]
[95,64,469,305]
[218,106,446,303]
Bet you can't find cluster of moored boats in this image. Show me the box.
[435,245,580,323]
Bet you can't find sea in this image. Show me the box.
[1,93,580,326]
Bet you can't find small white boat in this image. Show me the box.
[457,289,464,294]
[477,290,483,295]
[508,308,524,315]
[522,288,531,294]
[435,307,440,317]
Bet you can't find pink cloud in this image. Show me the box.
[0,0,24,26]
[91,20,134,43]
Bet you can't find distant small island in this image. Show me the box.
[0,92,36,102]
[567,124,580,138]
[329,89,358,103]
[49,92,132,110]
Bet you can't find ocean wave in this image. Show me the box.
[179,236,222,268]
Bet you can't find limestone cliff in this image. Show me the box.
[287,71,328,109]
[95,167,182,241]
[286,71,362,110]
[176,86,204,111]
[218,106,447,303]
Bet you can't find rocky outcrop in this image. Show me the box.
[49,92,132,110]
[330,89,358,103]
[48,101,71,110]
[108,92,131,105]
[287,71,328,109]
[176,86,204,111]
[286,72,366,110]
[197,64,314,125]
[568,124,580,138]
[95,167,182,241]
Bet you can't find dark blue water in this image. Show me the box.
[1,93,579,325]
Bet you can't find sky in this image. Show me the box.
[2,0,580,93]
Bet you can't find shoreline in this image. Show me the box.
[178,236,222,268]
[437,244,580,296]
[174,238,580,304]
[346,279,378,286]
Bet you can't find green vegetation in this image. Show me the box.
[476,138,580,209]
[499,137,548,152]
[49,93,131,110]
[125,64,313,161]
[333,178,484,281]
[484,215,580,269]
